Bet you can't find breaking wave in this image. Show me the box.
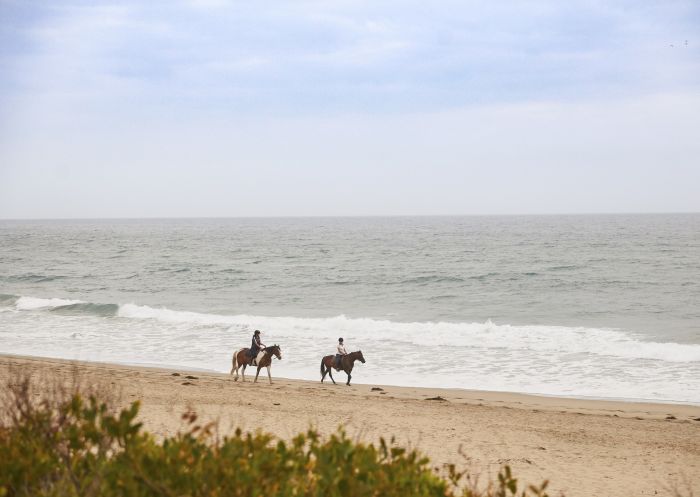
[15,296,85,310]
[50,302,120,317]
[7,295,700,364]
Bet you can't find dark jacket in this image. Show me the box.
[251,335,262,355]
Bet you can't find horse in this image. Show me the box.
[320,350,365,386]
[230,344,282,384]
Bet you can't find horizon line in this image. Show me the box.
[1,211,699,222]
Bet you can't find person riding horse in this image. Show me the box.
[335,337,347,368]
[321,348,365,386]
[250,330,266,366]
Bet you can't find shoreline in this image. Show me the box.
[4,352,699,410]
[125,362,700,408]
[2,353,699,497]
[3,353,700,420]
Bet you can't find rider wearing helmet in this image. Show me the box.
[335,337,347,368]
[250,330,266,366]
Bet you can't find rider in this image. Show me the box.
[335,337,347,368]
[250,330,266,366]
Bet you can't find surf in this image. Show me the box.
[5,294,700,364]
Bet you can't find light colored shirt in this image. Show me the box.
[337,343,347,355]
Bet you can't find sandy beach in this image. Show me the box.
[1,354,698,497]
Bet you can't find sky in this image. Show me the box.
[0,0,699,218]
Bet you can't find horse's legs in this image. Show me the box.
[241,364,247,382]
[267,365,272,385]
[346,372,351,386]
[328,367,336,385]
[321,363,327,383]
[254,365,262,383]
[231,351,239,381]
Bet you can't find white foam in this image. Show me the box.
[15,296,84,310]
[115,304,700,363]
[117,303,234,325]
[3,297,700,403]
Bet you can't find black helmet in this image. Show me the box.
[254,330,261,335]
[338,337,344,342]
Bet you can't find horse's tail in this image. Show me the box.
[230,349,239,375]
[320,357,325,378]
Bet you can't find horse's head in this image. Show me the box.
[269,344,282,360]
[356,350,365,364]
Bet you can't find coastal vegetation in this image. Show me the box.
[0,374,552,497]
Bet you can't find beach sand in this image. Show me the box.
[1,354,698,497]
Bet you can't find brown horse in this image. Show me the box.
[231,345,282,384]
[320,350,365,386]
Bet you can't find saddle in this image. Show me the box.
[249,349,264,366]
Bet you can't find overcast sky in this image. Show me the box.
[1,0,698,218]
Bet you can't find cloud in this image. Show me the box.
[2,0,698,119]
[0,1,698,217]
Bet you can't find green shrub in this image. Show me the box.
[0,378,551,497]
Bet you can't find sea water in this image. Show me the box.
[1,215,698,403]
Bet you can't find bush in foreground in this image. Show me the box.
[0,377,551,497]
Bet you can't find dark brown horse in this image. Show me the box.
[231,345,282,384]
[320,350,365,386]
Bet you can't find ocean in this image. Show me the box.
[1,215,699,403]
